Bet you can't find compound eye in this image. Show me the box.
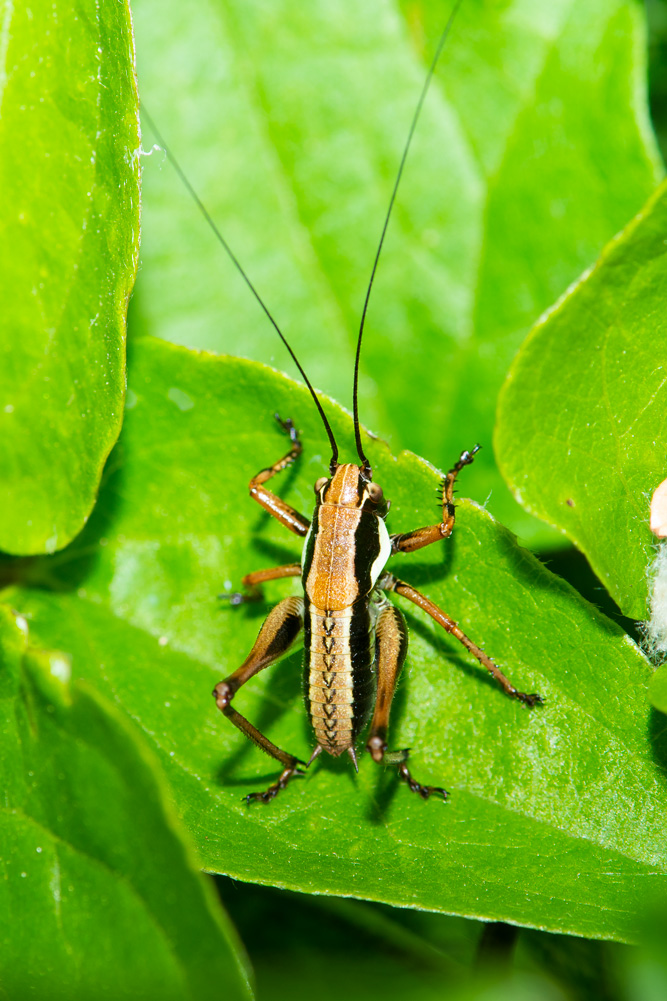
[367,482,384,504]
[314,477,328,495]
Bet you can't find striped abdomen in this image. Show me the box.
[304,598,376,756]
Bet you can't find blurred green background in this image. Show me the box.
[648,0,667,160]
[215,875,667,1001]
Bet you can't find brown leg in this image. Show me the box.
[390,446,479,554]
[220,562,302,606]
[381,574,543,707]
[213,595,306,803]
[221,705,306,803]
[242,563,302,587]
[249,415,310,536]
[366,599,448,801]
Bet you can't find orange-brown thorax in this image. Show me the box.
[304,465,366,610]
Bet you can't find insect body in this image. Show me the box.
[147,3,544,804]
[213,419,543,804]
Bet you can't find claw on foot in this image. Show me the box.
[218,589,263,606]
[244,763,305,805]
[274,413,300,444]
[397,762,448,802]
[457,443,481,467]
[516,691,545,707]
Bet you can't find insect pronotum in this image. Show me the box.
[145,0,543,805]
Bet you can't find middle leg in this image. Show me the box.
[220,562,302,606]
[381,573,543,706]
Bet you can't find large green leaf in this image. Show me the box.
[650,660,667,714]
[0,603,252,1000]
[131,0,661,546]
[7,337,666,943]
[496,183,667,621]
[0,0,140,555]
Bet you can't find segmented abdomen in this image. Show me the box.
[303,597,375,756]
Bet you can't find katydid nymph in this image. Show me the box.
[145,1,543,805]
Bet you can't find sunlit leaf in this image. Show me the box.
[496,183,667,619]
[8,337,664,944]
[131,0,661,546]
[0,0,140,554]
[0,603,252,1001]
[650,665,667,715]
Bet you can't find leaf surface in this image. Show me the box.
[0,0,140,554]
[8,337,666,944]
[496,183,667,620]
[131,0,661,545]
[0,603,252,1001]
[650,666,667,715]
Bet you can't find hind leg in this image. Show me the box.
[366,599,447,801]
[213,595,305,803]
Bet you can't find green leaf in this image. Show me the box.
[0,603,253,1000]
[650,666,667,715]
[0,0,140,555]
[496,182,667,620]
[9,337,666,944]
[131,0,661,545]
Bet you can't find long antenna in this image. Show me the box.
[352,0,465,472]
[141,107,339,468]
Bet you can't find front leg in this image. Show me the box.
[213,595,307,803]
[249,415,310,537]
[391,446,479,554]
